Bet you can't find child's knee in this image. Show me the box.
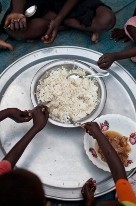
[101,10,116,31]
[95,7,116,31]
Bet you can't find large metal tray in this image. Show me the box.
[0,46,136,201]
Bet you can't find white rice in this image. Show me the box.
[36,67,99,123]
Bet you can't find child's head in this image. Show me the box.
[0,168,46,206]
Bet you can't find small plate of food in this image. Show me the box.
[84,114,136,172]
[30,59,106,127]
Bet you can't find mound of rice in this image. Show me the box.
[36,67,99,123]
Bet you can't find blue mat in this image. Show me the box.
[0,0,136,78]
[0,1,136,205]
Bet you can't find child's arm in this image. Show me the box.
[82,179,96,206]
[3,105,49,169]
[0,108,31,122]
[11,0,26,13]
[43,0,80,43]
[97,46,136,70]
[84,122,136,206]
[84,122,127,183]
[56,0,80,21]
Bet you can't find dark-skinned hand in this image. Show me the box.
[42,17,61,44]
[4,13,27,31]
[97,53,117,70]
[32,105,49,132]
[8,108,32,123]
[82,178,96,206]
[111,28,130,42]
[84,122,101,138]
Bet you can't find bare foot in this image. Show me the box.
[131,56,136,62]
[0,40,13,50]
[82,178,96,206]
[44,201,52,206]
[91,32,99,43]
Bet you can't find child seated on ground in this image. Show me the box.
[0,2,13,50]
[97,9,136,70]
[2,0,115,43]
[82,122,136,206]
[0,105,50,206]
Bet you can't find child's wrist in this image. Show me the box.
[113,53,119,61]
[56,14,64,23]
[3,108,11,119]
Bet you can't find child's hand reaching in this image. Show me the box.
[111,28,130,43]
[32,105,49,132]
[82,178,96,206]
[84,122,101,138]
[97,53,117,70]
[42,17,61,44]
[7,108,32,123]
[4,13,27,31]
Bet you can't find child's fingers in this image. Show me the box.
[14,20,20,30]
[22,110,32,118]
[98,62,109,70]
[42,35,52,44]
[21,17,27,30]
[10,22,15,31]
[19,21,24,30]
[98,54,106,62]
[45,27,52,40]
[4,16,11,28]
[123,37,130,43]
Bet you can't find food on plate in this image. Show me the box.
[97,130,131,167]
[36,66,99,123]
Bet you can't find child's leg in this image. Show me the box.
[64,6,115,32]
[6,18,49,40]
[5,11,58,40]
[63,6,115,42]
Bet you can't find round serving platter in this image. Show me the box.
[0,46,136,200]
